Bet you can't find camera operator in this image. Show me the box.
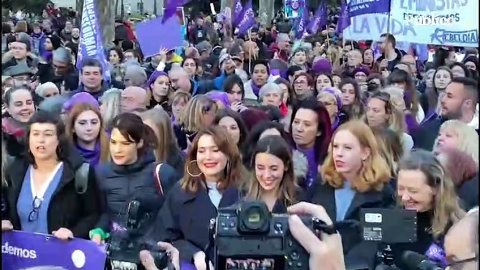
[390,150,465,269]
[288,202,346,270]
[139,241,181,270]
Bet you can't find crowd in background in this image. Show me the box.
[1,3,479,270]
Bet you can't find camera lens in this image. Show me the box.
[238,201,270,234]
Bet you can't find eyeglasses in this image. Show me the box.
[28,196,42,222]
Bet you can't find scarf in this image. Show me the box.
[298,147,317,189]
[75,141,101,167]
[251,81,262,97]
[279,102,288,117]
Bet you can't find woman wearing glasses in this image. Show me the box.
[1,111,102,240]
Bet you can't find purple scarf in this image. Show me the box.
[75,141,101,167]
[405,114,419,134]
[425,243,449,268]
[42,50,53,63]
[251,81,262,97]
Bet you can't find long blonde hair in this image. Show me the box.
[321,120,392,192]
[398,150,466,238]
[180,95,217,132]
[365,91,407,136]
[99,88,122,128]
[326,45,342,70]
[434,120,479,164]
[139,108,180,163]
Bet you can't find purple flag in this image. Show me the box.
[295,6,309,39]
[236,0,255,36]
[336,0,351,35]
[2,230,107,270]
[76,0,110,82]
[232,0,244,26]
[349,0,390,17]
[306,1,327,34]
[162,0,188,24]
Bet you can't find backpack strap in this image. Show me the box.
[154,163,164,196]
[75,163,90,195]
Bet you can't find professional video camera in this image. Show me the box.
[360,208,417,270]
[211,201,336,270]
[107,200,169,270]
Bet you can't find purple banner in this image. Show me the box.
[2,230,107,270]
[136,15,184,57]
[336,0,352,35]
[349,0,391,17]
[295,7,309,39]
[77,0,110,82]
[307,0,327,34]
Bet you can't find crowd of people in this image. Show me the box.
[1,3,479,270]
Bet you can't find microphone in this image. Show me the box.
[401,251,443,270]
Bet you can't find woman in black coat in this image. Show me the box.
[156,127,244,270]
[307,121,396,269]
[2,111,101,239]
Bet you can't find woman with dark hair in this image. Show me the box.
[450,62,470,78]
[433,47,455,69]
[182,57,200,79]
[241,121,286,169]
[157,126,243,270]
[462,55,478,73]
[2,85,36,157]
[146,70,172,111]
[338,77,364,120]
[2,111,101,240]
[90,113,179,246]
[214,109,248,148]
[387,69,424,132]
[292,72,315,102]
[245,135,300,213]
[243,60,271,102]
[222,74,246,110]
[422,66,453,122]
[290,99,333,190]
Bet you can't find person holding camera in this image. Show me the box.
[392,150,465,269]
[156,126,244,270]
[244,135,302,213]
[310,120,396,267]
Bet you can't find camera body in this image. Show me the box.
[214,201,313,270]
[107,200,168,270]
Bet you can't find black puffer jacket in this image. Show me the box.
[95,151,180,233]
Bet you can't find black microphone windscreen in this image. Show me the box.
[401,251,427,270]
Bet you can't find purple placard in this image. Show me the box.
[2,230,107,270]
[135,15,184,57]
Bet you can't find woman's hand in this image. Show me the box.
[52,227,73,241]
[2,220,13,231]
[193,251,213,270]
[287,202,346,270]
[91,234,103,245]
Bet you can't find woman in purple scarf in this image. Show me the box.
[289,99,332,190]
[65,103,110,167]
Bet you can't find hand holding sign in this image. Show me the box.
[52,227,73,241]
[2,220,13,231]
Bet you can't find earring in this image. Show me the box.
[186,160,203,177]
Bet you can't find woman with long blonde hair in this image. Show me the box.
[245,135,299,213]
[394,150,465,269]
[99,88,122,130]
[433,120,479,164]
[365,91,413,154]
[66,103,110,166]
[140,108,185,176]
[326,45,342,70]
[310,120,395,256]
[177,95,217,151]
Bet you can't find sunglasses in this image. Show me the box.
[28,196,42,222]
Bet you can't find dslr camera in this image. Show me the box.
[213,201,315,270]
[107,200,169,270]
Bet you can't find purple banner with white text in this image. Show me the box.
[2,231,107,270]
